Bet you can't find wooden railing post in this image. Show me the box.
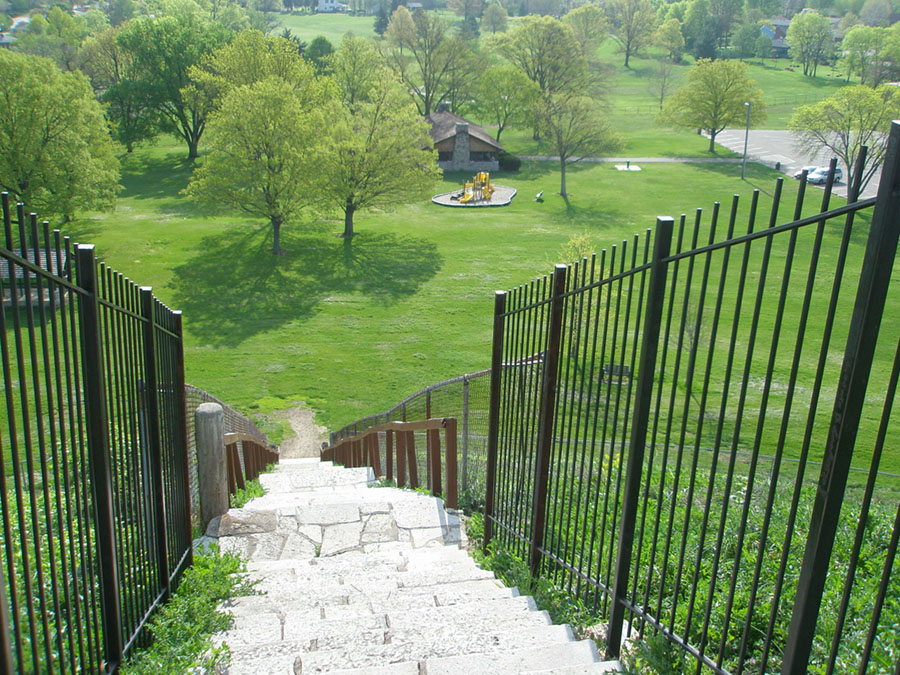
[483,290,507,552]
[140,288,169,601]
[529,264,568,577]
[430,428,442,499]
[75,245,123,670]
[407,431,419,488]
[397,430,407,487]
[461,377,470,494]
[782,122,900,674]
[444,418,458,509]
[607,217,674,657]
[386,430,394,482]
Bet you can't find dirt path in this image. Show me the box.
[271,403,328,459]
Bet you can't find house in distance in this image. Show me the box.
[425,105,503,173]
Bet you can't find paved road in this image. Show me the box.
[712,129,881,200]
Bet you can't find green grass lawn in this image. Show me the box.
[65,136,900,481]
[277,11,375,42]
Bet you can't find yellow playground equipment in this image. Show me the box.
[459,171,495,203]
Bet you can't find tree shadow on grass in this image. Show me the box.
[170,224,442,346]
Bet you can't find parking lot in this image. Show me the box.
[713,129,882,199]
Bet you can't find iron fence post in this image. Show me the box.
[529,264,568,577]
[140,288,170,601]
[607,217,674,658]
[462,376,469,494]
[483,290,507,551]
[173,312,194,575]
[781,122,900,675]
[75,244,124,671]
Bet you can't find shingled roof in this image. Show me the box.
[424,111,503,151]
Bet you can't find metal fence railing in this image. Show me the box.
[330,370,490,509]
[482,128,900,673]
[0,194,192,673]
[330,123,900,673]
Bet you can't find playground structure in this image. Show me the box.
[455,172,494,204]
[432,171,517,208]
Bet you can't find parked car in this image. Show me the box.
[806,166,843,184]
[792,165,818,179]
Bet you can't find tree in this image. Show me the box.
[838,24,900,85]
[683,0,717,58]
[534,92,621,197]
[383,8,473,115]
[481,3,508,33]
[374,6,389,35]
[654,17,684,62]
[605,0,657,68]
[185,76,332,254]
[860,0,891,25]
[117,12,231,159]
[563,4,607,59]
[318,76,441,238]
[304,35,334,73]
[786,10,833,77]
[12,6,86,71]
[659,58,766,153]
[755,33,772,62]
[448,0,483,22]
[789,84,897,191]
[493,16,592,96]
[708,0,743,48]
[472,64,539,143]
[80,26,160,151]
[328,33,388,107]
[0,50,120,219]
[648,56,679,109]
[734,22,761,60]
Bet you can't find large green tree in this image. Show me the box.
[383,7,475,115]
[319,75,441,238]
[0,51,120,219]
[790,84,898,191]
[563,4,608,59]
[117,11,231,159]
[605,0,657,68]
[786,10,834,77]
[185,76,333,254]
[659,58,766,152]
[535,92,621,197]
[472,64,539,143]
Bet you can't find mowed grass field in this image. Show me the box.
[68,134,900,480]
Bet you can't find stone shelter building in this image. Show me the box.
[424,108,503,173]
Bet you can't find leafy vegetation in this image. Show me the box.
[121,547,256,675]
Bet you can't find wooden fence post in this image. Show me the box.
[444,418,458,509]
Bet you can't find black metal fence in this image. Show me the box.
[0,194,193,673]
[330,370,491,507]
[481,123,900,674]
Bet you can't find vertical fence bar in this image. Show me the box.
[607,217,674,657]
[407,431,418,489]
[781,122,900,675]
[173,312,194,577]
[430,428,442,498]
[140,289,170,602]
[529,264,568,576]
[0,552,11,675]
[75,244,124,670]
[397,430,407,487]
[484,290,507,551]
[444,418,458,509]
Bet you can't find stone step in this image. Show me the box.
[225,577,517,615]
[221,624,584,674]
[527,663,625,674]
[423,640,602,675]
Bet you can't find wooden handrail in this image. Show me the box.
[322,418,459,509]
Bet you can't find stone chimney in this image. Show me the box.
[453,123,470,170]
[436,102,451,113]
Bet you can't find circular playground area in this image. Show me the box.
[432,171,517,207]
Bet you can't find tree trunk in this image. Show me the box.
[559,158,567,197]
[341,201,356,238]
[624,48,630,69]
[188,137,200,161]
[271,215,283,254]
[708,131,716,153]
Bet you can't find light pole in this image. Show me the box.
[741,101,751,181]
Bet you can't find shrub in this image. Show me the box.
[498,152,521,172]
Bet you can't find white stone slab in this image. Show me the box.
[320,521,365,557]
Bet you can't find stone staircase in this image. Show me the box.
[205,458,623,675]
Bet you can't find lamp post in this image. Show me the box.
[741,101,751,181]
